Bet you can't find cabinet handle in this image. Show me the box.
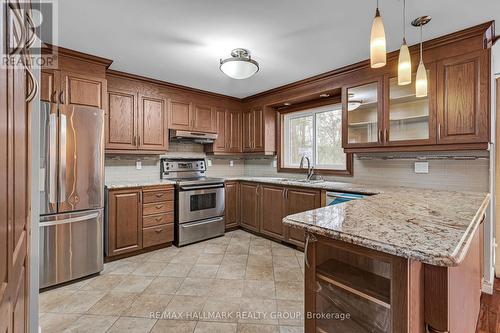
[385,129,389,142]
[437,123,441,141]
[155,217,163,222]
[155,228,163,233]
[59,90,65,104]
[155,204,164,209]
[26,68,38,103]
[282,189,286,199]
[138,136,141,146]
[133,135,137,146]
[155,193,164,198]
[51,90,58,103]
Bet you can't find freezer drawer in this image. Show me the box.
[39,209,103,289]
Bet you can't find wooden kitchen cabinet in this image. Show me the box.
[106,89,138,150]
[242,106,275,154]
[107,188,143,257]
[138,94,168,150]
[106,76,168,154]
[436,50,490,144]
[193,103,216,132]
[168,100,216,133]
[260,185,287,240]
[206,108,243,154]
[169,99,192,130]
[106,185,174,260]
[285,188,321,247]
[224,181,240,229]
[240,182,260,232]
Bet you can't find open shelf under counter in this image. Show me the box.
[316,258,391,307]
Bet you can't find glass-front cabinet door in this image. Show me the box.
[385,62,436,146]
[343,78,384,148]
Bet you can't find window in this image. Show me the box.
[281,104,348,173]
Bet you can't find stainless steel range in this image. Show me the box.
[161,158,225,246]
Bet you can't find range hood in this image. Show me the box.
[169,129,217,144]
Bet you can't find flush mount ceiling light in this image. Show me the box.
[220,48,259,80]
[370,0,386,68]
[412,15,432,97]
[348,93,362,111]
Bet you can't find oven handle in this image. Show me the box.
[179,184,224,191]
[181,216,224,228]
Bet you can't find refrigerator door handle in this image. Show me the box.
[39,212,100,227]
[59,112,67,203]
[49,113,57,205]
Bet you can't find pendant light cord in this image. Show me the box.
[403,0,406,42]
[420,24,423,61]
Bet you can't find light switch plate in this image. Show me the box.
[272,160,277,168]
[136,161,142,170]
[414,161,429,174]
[229,160,234,167]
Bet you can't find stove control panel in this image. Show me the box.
[161,158,206,178]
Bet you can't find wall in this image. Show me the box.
[244,152,490,193]
[105,145,489,193]
[104,142,244,183]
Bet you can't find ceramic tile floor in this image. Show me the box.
[39,230,305,333]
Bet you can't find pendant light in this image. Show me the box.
[412,16,431,97]
[397,0,411,85]
[370,0,386,68]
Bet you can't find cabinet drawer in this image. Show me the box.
[143,224,174,247]
[143,212,174,228]
[143,201,173,216]
[143,190,174,203]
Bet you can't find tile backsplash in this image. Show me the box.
[105,143,490,193]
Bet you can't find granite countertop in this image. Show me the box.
[104,176,489,266]
[224,176,382,194]
[105,179,176,189]
[282,186,489,267]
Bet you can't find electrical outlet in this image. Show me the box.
[414,161,429,174]
[229,160,234,167]
[207,159,212,167]
[136,160,142,170]
[272,160,277,168]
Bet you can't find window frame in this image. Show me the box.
[277,99,353,176]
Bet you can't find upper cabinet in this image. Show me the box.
[343,46,490,152]
[168,100,216,133]
[242,106,275,154]
[436,50,489,144]
[41,69,107,108]
[106,75,168,154]
[205,108,243,154]
[343,78,384,148]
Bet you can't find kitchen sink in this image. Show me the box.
[294,179,325,184]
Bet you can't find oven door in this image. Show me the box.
[178,183,224,223]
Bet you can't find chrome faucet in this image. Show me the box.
[299,155,314,181]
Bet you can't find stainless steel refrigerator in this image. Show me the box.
[39,100,104,289]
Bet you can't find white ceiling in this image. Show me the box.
[56,0,500,98]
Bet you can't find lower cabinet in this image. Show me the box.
[240,182,260,232]
[107,188,142,257]
[229,181,321,247]
[225,181,240,229]
[285,188,321,247]
[260,185,287,241]
[106,185,174,259]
